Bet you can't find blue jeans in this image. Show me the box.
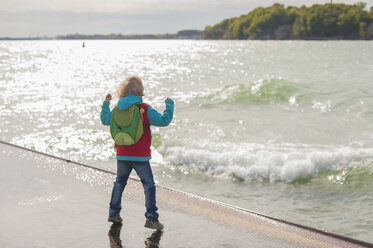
[109,160,159,220]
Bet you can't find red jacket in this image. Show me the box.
[115,103,152,160]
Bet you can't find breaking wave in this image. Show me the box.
[159,142,373,183]
[203,79,304,105]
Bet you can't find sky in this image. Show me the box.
[0,0,372,37]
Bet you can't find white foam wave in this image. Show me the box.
[159,143,373,182]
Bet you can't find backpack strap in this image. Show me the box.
[135,102,147,122]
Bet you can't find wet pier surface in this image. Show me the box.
[0,141,371,248]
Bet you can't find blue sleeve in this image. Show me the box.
[147,99,174,127]
[100,101,112,126]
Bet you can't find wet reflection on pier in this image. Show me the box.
[108,223,123,248]
[144,229,163,248]
[108,223,163,248]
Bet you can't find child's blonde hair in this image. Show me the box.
[116,75,144,98]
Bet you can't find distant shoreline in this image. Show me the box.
[1,37,372,41]
[0,29,202,41]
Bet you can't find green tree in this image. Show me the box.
[293,6,308,37]
[306,4,341,37]
[227,16,250,39]
[244,4,290,38]
[202,18,236,39]
[360,22,368,38]
[338,3,367,37]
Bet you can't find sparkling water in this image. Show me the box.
[1,40,372,242]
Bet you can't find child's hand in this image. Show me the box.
[105,93,112,101]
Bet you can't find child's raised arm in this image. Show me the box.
[147,98,174,127]
[100,93,113,126]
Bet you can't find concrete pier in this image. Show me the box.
[0,141,371,248]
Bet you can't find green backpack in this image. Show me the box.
[110,103,144,146]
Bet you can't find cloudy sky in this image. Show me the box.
[1,0,372,37]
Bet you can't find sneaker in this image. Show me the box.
[144,218,164,230]
[108,215,123,223]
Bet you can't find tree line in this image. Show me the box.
[56,30,202,40]
[202,3,373,39]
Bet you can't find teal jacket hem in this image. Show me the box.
[116,155,151,161]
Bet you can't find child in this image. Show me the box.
[100,75,174,230]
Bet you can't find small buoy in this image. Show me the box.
[82,42,85,48]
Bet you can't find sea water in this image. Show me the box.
[0,40,372,242]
